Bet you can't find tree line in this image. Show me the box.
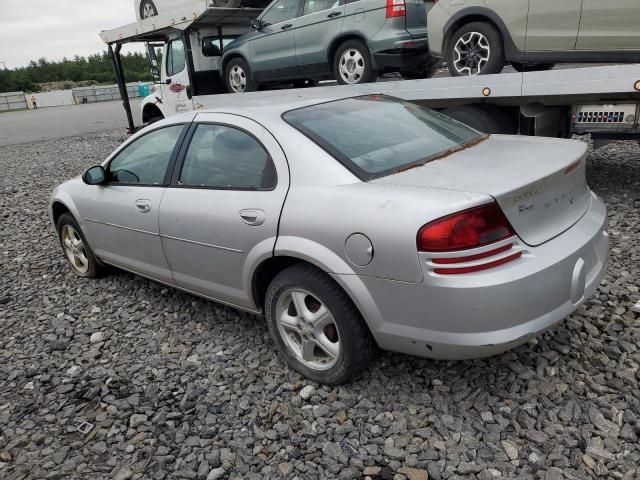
[0,51,153,93]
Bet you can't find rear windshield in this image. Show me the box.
[283,95,486,180]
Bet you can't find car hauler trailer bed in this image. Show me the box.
[101,4,640,143]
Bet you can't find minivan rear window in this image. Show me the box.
[283,95,486,180]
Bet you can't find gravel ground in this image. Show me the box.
[0,131,639,480]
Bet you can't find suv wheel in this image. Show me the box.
[447,22,504,76]
[334,40,376,85]
[265,263,374,384]
[225,57,256,93]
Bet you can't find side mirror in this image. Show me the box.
[83,166,106,185]
[250,19,262,31]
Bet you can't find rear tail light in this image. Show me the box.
[386,0,406,17]
[418,202,521,274]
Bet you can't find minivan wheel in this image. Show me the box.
[225,58,256,93]
[140,0,158,18]
[447,22,504,76]
[334,40,376,85]
[56,213,102,278]
[265,263,374,385]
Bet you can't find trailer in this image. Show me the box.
[101,3,640,145]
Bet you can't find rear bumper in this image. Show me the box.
[336,194,609,360]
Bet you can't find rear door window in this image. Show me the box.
[283,95,485,180]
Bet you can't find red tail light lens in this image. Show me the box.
[417,202,516,252]
[386,0,406,17]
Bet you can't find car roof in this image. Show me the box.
[191,92,387,124]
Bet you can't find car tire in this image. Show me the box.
[446,22,504,76]
[333,39,377,85]
[56,213,102,278]
[140,0,158,19]
[214,0,242,7]
[443,105,506,134]
[225,57,257,93]
[265,263,375,385]
[511,63,555,72]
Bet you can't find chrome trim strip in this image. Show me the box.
[159,234,243,253]
[84,218,158,237]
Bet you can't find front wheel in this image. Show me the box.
[56,213,102,278]
[333,40,377,85]
[225,58,257,93]
[446,22,504,76]
[265,264,374,384]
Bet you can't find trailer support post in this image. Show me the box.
[109,44,136,134]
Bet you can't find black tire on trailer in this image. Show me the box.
[265,263,375,385]
[333,39,377,85]
[476,104,518,134]
[442,105,506,134]
[446,21,505,76]
[140,0,158,19]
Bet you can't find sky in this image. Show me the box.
[0,0,144,68]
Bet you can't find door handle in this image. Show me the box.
[281,23,293,30]
[239,209,266,226]
[135,199,151,213]
[327,11,342,17]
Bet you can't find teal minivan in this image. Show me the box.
[221,0,433,91]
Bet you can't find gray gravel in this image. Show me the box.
[0,130,639,480]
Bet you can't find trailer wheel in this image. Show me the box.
[225,58,257,93]
[447,22,504,76]
[442,106,506,134]
[140,0,158,19]
[214,0,242,7]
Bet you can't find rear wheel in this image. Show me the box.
[140,0,157,19]
[265,263,374,384]
[56,213,102,278]
[225,57,257,93]
[447,22,504,76]
[334,39,376,85]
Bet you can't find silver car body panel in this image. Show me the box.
[50,98,609,360]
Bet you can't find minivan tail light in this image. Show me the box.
[417,202,516,252]
[386,0,406,17]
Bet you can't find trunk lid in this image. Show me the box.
[371,135,591,246]
[404,0,429,38]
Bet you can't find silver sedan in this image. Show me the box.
[50,94,609,384]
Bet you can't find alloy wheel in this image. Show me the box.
[453,31,491,76]
[61,225,89,274]
[229,65,247,92]
[275,289,341,370]
[338,49,365,84]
